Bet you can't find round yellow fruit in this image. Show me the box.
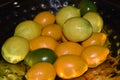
[83,12,103,32]
[1,36,29,64]
[14,20,43,40]
[63,17,93,42]
[56,6,80,26]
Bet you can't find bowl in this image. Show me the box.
[0,0,120,58]
[0,0,120,80]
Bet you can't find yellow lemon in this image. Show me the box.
[1,36,29,64]
[83,12,103,32]
[14,20,43,40]
[56,6,80,26]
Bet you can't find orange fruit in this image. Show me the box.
[80,45,109,68]
[55,42,84,57]
[33,11,55,27]
[54,55,88,79]
[81,32,107,47]
[41,24,62,41]
[29,36,58,51]
[26,62,56,80]
[61,34,69,42]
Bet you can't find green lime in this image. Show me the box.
[24,48,57,67]
[63,17,93,42]
[83,12,103,32]
[1,36,29,64]
[56,6,80,26]
[76,0,97,16]
[14,20,43,40]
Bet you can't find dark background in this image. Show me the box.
[0,0,120,51]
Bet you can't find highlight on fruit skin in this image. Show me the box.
[1,36,29,64]
[80,45,110,68]
[0,1,115,80]
[83,12,103,32]
[24,48,57,67]
[33,11,56,27]
[81,32,107,47]
[76,0,97,16]
[29,36,59,51]
[56,6,80,26]
[14,20,43,40]
[41,24,63,41]
[25,62,56,80]
[55,41,84,57]
[63,17,93,42]
[54,55,88,79]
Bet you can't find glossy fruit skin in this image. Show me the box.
[2,36,29,64]
[34,11,55,27]
[61,34,69,42]
[83,12,103,32]
[80,45,109,68]
[55,42,84,57]
[63,17,93,42]
[14,20,43,40]
[29,36,58,51]
[56,6,80,26]
[41,24,62,41]
[26,62,56,80]
[54,55,88,79]
[76,0,97,16]
[82,32,107,47]
[24,48,57,67]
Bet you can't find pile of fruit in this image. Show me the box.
[1,0,119,80]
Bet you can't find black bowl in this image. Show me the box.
[0,0,120,56]
[0,0,120,80]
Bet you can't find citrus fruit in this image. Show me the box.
[14,20,43,40]
[61,34,69,42]
[54,55,88,79]
[41,24,62,41]
[83,12,103,32]
[1,36,29,64]
[63,17,93,42]
[55,42,84,57]
[33,11,55,27]
[76,0,97,16]
[29,36,58,51]
[82,32,107,47]
[56,6,80,26]
[80,45,109,68]
[26,62,56,80]
[24,48,57,67]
